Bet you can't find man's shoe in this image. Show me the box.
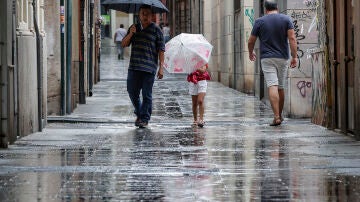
[269,116,282,126]
[135,118,141,127]
[138,121,148,128]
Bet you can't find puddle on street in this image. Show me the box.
[1,126,359,201]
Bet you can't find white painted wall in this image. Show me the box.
[45,0,61,115]
[113,11,133,57]
[16,0,48,135]
[204,0,317,118]
[17,34,39,135]
[204,1,234,87]
[111,10,117,40]
[284,1,318,118]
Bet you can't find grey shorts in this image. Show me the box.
[261,58,288,89]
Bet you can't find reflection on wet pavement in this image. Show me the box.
[1,41,360,201]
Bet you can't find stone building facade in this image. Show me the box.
[0,0,102,148]
[169,0,360,139]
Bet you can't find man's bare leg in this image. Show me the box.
[268,86,280,117]
[278,89,285,120]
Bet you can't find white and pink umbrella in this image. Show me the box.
[164,33,213,74]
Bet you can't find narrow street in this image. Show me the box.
[1,40,359,201]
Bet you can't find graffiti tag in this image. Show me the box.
[245,8,254,26]
[304,0,318,8]
[291,10,312,20]
[297,81,312,97]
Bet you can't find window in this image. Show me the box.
[17,0,29,30]
[234,0,240,12]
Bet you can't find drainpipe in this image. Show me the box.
[12,0,18,143]
[32,0,42,131]
[60,0,65,115]
[97,0,101,71]
[233,9,236,89]
[88,0,94,96]
[66,0,72,113]
[0,1,9,148]
[79,0,85,104]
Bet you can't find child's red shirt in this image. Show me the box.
[187,64,211,84]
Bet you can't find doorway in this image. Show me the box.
[333,0,355,134]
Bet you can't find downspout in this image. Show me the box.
[233,8,236,89]
[12,0,18,143]
[0,1,9,148]
[66,0,72,113]
[32,0,42,131]
[88,0,94,96]
[60,0,65,115]
[94,21,99,82]
[95,18,100,82]
[79,0,85,104]
[98,0,101,67]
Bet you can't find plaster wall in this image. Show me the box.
[45,0,61,115]
[17,35,39,136]
[284,0,319,118]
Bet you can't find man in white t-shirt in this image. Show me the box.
[114,24,127,60]
[162,23,170,43]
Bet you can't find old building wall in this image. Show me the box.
[17,33,39,135]
[16,0,46,136]
[44,0,61,115]
[206,1,234,87]
[310,0,329,126]
[234,0,255,94]
[354,0,360,138]
[0,0,12,147]
[281,1,319,118]
[72,0,80,109]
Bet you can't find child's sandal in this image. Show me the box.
[192,121,198,127]
[197,120,205,128]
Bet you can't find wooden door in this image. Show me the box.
[333,0,346,132]
[333,0,355,134]
[345,0,355,133]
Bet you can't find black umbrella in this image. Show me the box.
[102,0,169,13]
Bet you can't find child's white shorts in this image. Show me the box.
[188,80,207,95]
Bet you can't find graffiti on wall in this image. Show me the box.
[311,0,328,125]
[303,0,318,8]
[297,80,312,98]
[290,10,313,21]
[284,6,318,77]
[311,51,327,125]
[245,8,254,26]
[293,19,305,71]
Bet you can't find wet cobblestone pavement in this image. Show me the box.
[1,40,360,201]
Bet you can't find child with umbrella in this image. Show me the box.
[164,33,213,127]
[187,64,211,127]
